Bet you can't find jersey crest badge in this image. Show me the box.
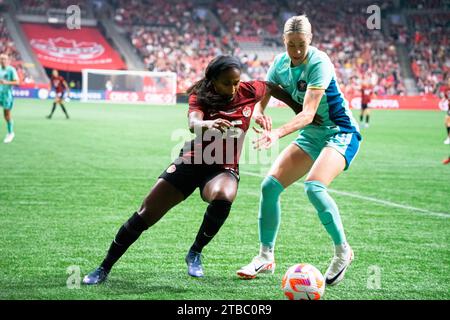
[297,80,307,92]
[242,106,251,118]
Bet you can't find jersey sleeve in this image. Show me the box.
[248,80,267,101]
[265,57,280,84]
[8,67,18,82]
[188,94,205,114]
[307,55,333,90]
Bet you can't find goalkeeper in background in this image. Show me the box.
[47,69,70,119]
[0,53,20,144]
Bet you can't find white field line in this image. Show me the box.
[240,171,450,219]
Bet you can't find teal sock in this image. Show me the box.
[258,176,284,248]
[6,120,13,134]
[304,180,346,245]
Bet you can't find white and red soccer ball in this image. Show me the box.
[281,263,325,300]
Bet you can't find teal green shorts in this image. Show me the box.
[293,126,362,170]
[0,95,14,110]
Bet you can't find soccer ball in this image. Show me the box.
[281,263,325,300]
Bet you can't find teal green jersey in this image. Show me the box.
[266,46,359,133]
[0,65,18,101]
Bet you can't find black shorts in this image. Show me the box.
[361,103,368,110]
[56,91,66,99]
[159,160,240,199]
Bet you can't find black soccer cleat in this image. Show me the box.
[82,267,109,285]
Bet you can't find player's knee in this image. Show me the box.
[207,199,232,221]
[209,187,235,202]
[261,175,284,198]
[304,180,326,200]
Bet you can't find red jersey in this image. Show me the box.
[440,85,450,102]
[181,80,267,171]
[51,75,66,93]
[361,84,373,105]
[440,85,450,115]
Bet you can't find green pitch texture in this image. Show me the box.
[0,99,448,300]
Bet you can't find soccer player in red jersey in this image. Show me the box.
[440,78,450,164]
[440,78,450,145]
[82,56,319,284]
[47,69,70,119]
[360,79,373,128]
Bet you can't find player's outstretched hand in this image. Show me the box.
[253,113,272,131]
[252,127,280,150]
[207,118,233,132]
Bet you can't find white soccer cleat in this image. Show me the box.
[236,255,276,279]
[444,137,450,145]
[325,245,354,286]
[3,133,15,144]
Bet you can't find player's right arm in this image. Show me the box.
[188,111,232,134]
[188,94,232,134]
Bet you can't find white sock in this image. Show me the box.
[335,242,350,256]
[259,244,274,261]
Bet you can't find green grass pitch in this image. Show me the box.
[0,99,449,300]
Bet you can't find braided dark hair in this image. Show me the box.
[187,55,242,108]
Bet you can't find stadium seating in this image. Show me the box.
[0,16,33,84]
[111,0,235,93]
[19,0,88,15]
[406,11,449,94]
[12,0,450,96]
[112,0,410,95]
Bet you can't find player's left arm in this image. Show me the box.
[264,82,302,113]
[264,82,322,125]
[63,80,70,92]
[274,88,323,139]
[1,68,20,86]
[254,56,332,149]
[253,88,323,149]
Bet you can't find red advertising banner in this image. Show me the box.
[21,23,126,72]
[269,95,442,110]
[346,95,441,110]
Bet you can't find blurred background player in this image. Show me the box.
[440,78,450,164]
[440,78,450,145]
[360,78,374,128]
[47,69,70,119]
[443,155,450,165]
[0,53,20,144]
[82,56,306,284]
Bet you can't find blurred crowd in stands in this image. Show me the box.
[0,16,34,84]
[19,0,88,13]
[7,0,450,96]
[407,12,449,95]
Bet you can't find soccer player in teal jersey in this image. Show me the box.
[0,54,20,144]
[237,15,361,286]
